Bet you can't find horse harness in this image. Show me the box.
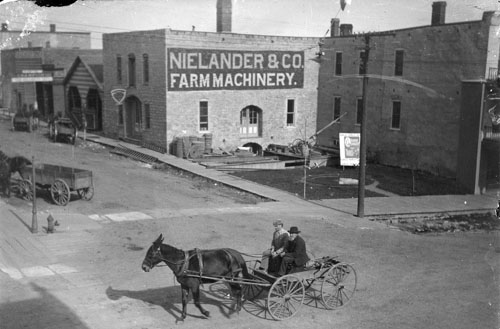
[174,248,242,280]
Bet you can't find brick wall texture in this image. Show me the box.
[317,12,499,177]
[102,29,320,153]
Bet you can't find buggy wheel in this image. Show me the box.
[18,179,33,201]
[77,185,94,201]
[53,127,58,142]
[267,274,304,321]
[243,283,265,301]
[321,263,357,309]
[50,179,70,206]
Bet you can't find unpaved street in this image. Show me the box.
[0,117,499,329]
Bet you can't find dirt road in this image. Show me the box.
[0,117,498,329]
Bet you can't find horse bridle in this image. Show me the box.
[147,246,192,275]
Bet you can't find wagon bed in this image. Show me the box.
[18,163,94,206]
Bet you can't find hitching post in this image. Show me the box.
[31,155,38,233]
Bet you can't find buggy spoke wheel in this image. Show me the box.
[50,179,70,206]
[321,263,357,309]
[78,185,94,201]
[19,179,33,201]
[267,275,304,321]
[242,283,265,301]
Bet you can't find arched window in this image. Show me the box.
[240,105,262,137]
[128,53,136,87]
[68,86,81,113]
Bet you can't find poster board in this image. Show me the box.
[339,133,360,166]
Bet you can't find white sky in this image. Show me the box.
[0,0,498,49]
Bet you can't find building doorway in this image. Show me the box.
[240,105,262,137]
[86,88,102,130]
[125,96,142,139]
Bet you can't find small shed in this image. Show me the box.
[63,55,103,130]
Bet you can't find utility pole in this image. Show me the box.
[357,35,370,218]
[31,155,38,233]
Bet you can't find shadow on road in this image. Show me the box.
[106,283,244,322]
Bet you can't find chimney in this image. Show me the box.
[50,24,56,32]
[431,1,446,26]
[330,18,340,37]
[1,23,8,31]
[340,24,353,36]
[216,0,232,33]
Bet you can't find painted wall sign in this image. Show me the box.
[167,48,304,91]
[339,133,360,166]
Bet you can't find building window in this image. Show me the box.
[359,51,366,75]
[143,54,149,84]
[335,52,342,75]
[333,97,341,120]
[116,55,122,84]
[128,53,136,87]
[118,105,123,125]
[286,99,295,126]
[27,41,32,48]
[240,106,261,137]
[199,101,208,131]
[144,103,151,129]
[45,41,50,48]
[395,50,404,76]
[391,100,401,129]
[356,98,363,125]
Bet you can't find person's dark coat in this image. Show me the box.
[284,235,309,266]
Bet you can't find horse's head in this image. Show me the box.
[141,234,164,272]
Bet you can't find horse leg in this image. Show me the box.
[191,284,210,317]
[229,284,242,313]
[180,286,189,321]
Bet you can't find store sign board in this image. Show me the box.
[167,48,304,91]
[12,73,53,83]
[339,133,360,166]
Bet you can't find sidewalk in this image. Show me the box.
[82,133,498,219]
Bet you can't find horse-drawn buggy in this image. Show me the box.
[141,235,357,321]
[18,163,94,206]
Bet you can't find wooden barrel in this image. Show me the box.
[203,133,213,153]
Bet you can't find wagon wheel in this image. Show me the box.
[77,185,94,201]
[18,179,33,201]
[321,263,357,310]
[242,259,265,301]
[50,179,70,206]
[72,130,78,145]
[48,122,54,139]
[243,282,265,301]
[53,126,58,142]
[267,274,304,321]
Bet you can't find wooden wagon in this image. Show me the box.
[18,163,94,206]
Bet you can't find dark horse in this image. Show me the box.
[141,234,250,321]
[9,156,31,177]
[0,153,31,197]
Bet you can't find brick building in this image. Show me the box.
[1,48,101,119]
[102,0,320,154]
[316,2,500,193]
[0,23,91,107]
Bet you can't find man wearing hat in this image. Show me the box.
[260,219,289,272]
[278,226,309,276]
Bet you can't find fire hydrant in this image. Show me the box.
[47,214,55,233]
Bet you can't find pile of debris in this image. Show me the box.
[380,213,500,234]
